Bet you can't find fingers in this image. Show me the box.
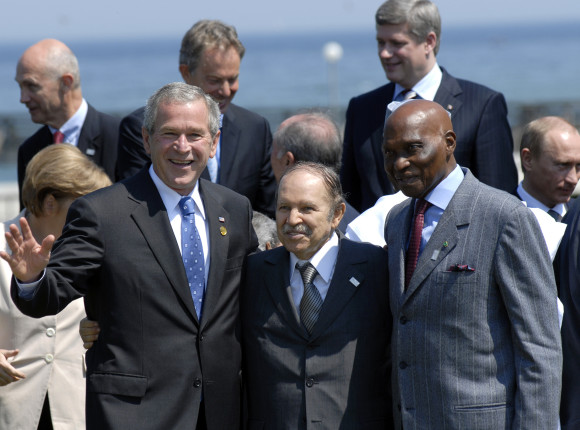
[0,349,26,386]
[79,318,100,350]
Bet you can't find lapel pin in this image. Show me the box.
[220,226,227,236]
[86,148,96,156]
[218,216,225,223]
[446,104,453,111]
[443,241,449,248]
[431,250,440,260]
[349,277,360,287]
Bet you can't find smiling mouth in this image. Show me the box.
[170,160,193,166]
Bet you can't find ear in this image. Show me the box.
[60,73,74,91]
[42,194,58,216]
[142,127,152,155]
[445,130,456,156]
[209,130,220,158]
[331,202,346,229]
[284,151,295,167]
[425,31,437,55]
[179,64,191,83]
[521,148,534,171]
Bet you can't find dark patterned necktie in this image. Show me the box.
[179,196,205,320]
[548,209,562,222]
[297,262,322,334]
[405,199,431,289]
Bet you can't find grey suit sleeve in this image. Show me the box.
[493,206,562,429]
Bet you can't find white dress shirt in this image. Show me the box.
[48,98,88,147]
[288,232,339,316]
[393,63,443,102]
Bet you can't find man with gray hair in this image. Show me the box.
[271,112,359,231]
[15,38,119,205]
[340,0,517,212]
[3,82,258,430]
[117,20,276,217]
[515,116,580,221]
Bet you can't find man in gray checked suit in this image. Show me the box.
[382,99,561,429]
[241,162,393,429]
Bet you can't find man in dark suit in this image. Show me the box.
[555,198,580,429]
[116,20,276,217]
[383,100,561,429]
[242,162,392,429]
[514,116,580,220]
[15,39,119,206]
[271,112,359,232]
[2,82,258,430]
[341,0,517,212]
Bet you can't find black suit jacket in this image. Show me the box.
[12,168,258,430]
[17,104,119,206]
[116,104,277,217]
[340,68,518,212]
[555,197,580,429]
[241,237,393,429]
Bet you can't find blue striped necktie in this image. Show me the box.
[179,196,205,320]
[297,262,322,334]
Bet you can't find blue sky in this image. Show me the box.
[4,0,580,43]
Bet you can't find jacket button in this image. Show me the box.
[305,378,314,388]
[399,316,408,325]
[399,361,408,370]
[193,378,202,388]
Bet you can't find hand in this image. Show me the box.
[0,349,26,386]
[79,318,100,350]
[0,217,54,282]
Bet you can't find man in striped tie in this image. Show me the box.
[241,161,393,429]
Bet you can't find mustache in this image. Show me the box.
[282,224,312,236]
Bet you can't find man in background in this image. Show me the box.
[383,99,561,429]
[242,162,392,429]
[341,0,517,212]
[116,20,276,217]
[515,116,580,221]
[271,112,359,231]
[15,39,119,206]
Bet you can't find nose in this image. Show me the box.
[393,155,410,172]
[20,88,30,104]
[286,208,302,226]
[378,43,393,59]
[565,165,580,185]
[173,134,189,152]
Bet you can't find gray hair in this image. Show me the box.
[46,44,81,89]
[375,0,441,55]
[179,20,246,74]
[273,112,342,173]
[252,211,279,251]
[279,161,345,220]
[143,82,220,136]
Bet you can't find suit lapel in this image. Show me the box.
[198,180,230,329]
[127,171,198,322]
[264,249,308,338]
[434,69,463,120]
[77,104,103,160]
[309,239,365,340]
[217,109,241,187]
[403,170,477,302]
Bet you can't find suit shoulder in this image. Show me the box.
[87,103,121,126]
[201,179,253,206]
[227,104,269,125]
[341,236,386,259]
[349,83,393,106]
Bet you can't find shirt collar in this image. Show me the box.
[148,165,206,220]
[289,231,339,284]
[394,63,442,102]
[48,98,88,145]
[424,164,464,211]
[517,182,566,216]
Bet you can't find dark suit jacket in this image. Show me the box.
[384,169,561,429]
[555,197,580,429]
[17,103,119,206]
[12,168,258,430]
[116,104,277,217]
[341,68,518,212]
[241,237,393,429]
